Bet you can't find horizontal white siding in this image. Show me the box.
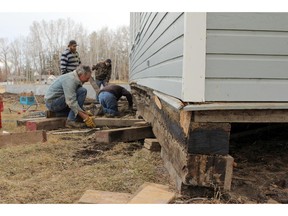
[206,12,288,101]
[129,12,184,99]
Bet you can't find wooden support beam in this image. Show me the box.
[17,117,46,126]
[0,130,47,148]
[94,126,154,143]
[186,154,234,191]
[187,122,231,155]
[26,117,66,131]
[193,109,288,123]
[94,118,145,127]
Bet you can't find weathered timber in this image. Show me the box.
[0,130,47,147]
[184,102,288,111]
[186,154,234,190]
[144,138,161,151]
[78,190,132,204]
[193,109,288,123]
[161,146,233,191]
[187,122,231,155]
[131,83,234,192]
[94,118,145,127]
[94,126,154,143]
[17,117,46,126]
[48,128,99,135]
[26,117,66,131]
[127,182,175,204]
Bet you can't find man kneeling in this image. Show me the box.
[44,65,96,128]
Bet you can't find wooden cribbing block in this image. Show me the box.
[94,126,154,143]
[78,190,132,204]
[26,117,66,131]
[94,118,145,127]
[144,138,161,151]
[128,182,175,204]
[17,117,46,126]
[0,130,47,148]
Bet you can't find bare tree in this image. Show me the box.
[2,17,130,84]
[0,38,10,82]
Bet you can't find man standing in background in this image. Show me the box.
[91,58,112,102]
[60,40,81,74]
[92,59,112,88]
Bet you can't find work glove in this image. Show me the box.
[84,110,94,116]
[83,116,96,128]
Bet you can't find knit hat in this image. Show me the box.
[68,40,77,47]
[105,59,111,63]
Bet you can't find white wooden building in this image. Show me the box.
[129,12,288,192]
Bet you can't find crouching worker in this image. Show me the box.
[95,84,133,117]
[44,65,96,128]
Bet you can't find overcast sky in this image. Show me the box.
[0,0,285,42]
[0,12,130,41]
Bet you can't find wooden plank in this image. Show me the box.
[48,128,99,135]
[184,102,288,111]
[193,109,288,123]
[17,117,46,126]
[94,126,154,143]
[128,182,175,204]
[26,117,66,131]
[144,138,161,151]
[0,130,47,147]
[78,190,132,204]
[153,90,184,110]
[94,118,145,127]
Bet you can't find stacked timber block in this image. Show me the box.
[26,117,67,131]
[94,125,154,143]
[0,130,47,148]
[20,117,147,132]
[143,138,161,152]
[78,182,175,204]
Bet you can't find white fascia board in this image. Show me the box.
[182,12,206,102]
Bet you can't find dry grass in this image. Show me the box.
[0,135,171,203]
[0,93,173,204]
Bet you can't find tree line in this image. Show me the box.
[0,18,129,83]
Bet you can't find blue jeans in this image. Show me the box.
[95,79,108,88]
[45,87,87,121]
[98,91,119,116]
[95,79,108,102]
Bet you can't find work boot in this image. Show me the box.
[65,120,86,128]
[45,110,56,118]
[94,105,104,116]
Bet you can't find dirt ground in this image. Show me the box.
[0,92,287,204]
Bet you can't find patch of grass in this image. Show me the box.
[0,93,173,203]
[0,134,172,203]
